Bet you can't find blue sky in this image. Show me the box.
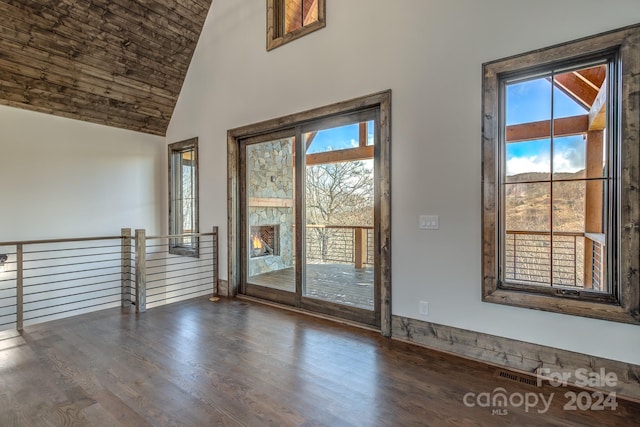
[306,120,375,154]
[505,78,587,176]
[305,79,588,177]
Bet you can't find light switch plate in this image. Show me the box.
[419,215,439,230]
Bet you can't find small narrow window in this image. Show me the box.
[169,138,199,256]
[267,0,326,51]
[482,25,640,324]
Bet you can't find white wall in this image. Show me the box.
[0,105,165,240]
[167,0,640,364]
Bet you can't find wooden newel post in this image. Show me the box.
[16,244,23,331]
[209,226,220,302]
[135,229,147,313]
[354,227,367,269]
[121,228,132,308]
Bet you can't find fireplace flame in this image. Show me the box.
[252,234,263,250]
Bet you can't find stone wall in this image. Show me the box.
[247,138,294,276]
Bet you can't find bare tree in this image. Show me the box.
[306,160,373,262]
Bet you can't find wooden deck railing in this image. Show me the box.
[505,230,604,290]
[305,225,374,267]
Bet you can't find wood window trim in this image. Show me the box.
[267,0,326,51]
[481,24,640,324]
[227,90,392,335]
[168,137,199,257]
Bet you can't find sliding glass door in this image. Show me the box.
[240,110,380,326]
[242,130,297,305]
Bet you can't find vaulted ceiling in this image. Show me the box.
[0,0,213,136]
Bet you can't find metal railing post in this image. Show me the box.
[16,244,23,331]
[121,228,132,307]
[135,229,146,313]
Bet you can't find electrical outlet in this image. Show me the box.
[419,300,429,315]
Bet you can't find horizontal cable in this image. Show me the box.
[24,299,120,321]
[147,287,211,304]
[0,319,17,327]
[145,252,214,264]
[146,256,214,267]
[146,269,214,284]
[145,241,213,249]
[24,293,121,314]
[25,286,120,305]
[145,232,214,240]
[147,264,210,283]
[24,279,120,296]
[24,243,122,255]
[24,257,121,272]
[146,261,213,275]
[24,264,121,280]
[147,274,214,291]
[0,302,16,310]
[24,250,122,263]
[23,273,120,288]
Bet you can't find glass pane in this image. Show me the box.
[552,235,584,287]
[552,65,605,119]
[306,122,369,154]
[552,136,586,179]
[504,231,550,285]
[304,121,374,309]
[505,77,552,126]
[552,181,585,232]
[181,150,196,234]
[505,139,550,183]
[285,0,318,34]
[171,146,197,249]
[505,182,550,232]
[585,130,607,179]
[246,137,295,292]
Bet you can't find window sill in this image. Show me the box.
[482,287,640,325]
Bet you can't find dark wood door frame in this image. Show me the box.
[227,90,392,336]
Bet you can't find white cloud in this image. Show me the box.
[553,149,585,173]
[506,155,549,176]
[506,148,584,176]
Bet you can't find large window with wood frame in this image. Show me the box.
[267,0,325,51]
[482,25,640,324]
[169,138,199,257]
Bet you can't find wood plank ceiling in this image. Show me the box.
[0,0,212,136]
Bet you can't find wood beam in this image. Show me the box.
[303,0,319,26]
[506,114,589,143]
[589,83,608,131]
[306,146,374,166]
[553,72,598,109]
[248,197,294,208]
[305,131,318,150]
[359,122,368,147]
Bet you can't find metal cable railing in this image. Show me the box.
[0,226,219,331]
[0,235,123,331]
[504,230,593,288]
[132,227,219,312]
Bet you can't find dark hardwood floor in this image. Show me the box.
[0,297,638,426]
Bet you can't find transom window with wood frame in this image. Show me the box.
[482,24,640,324]
[169,138,199,257]
[267,0,326,51]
